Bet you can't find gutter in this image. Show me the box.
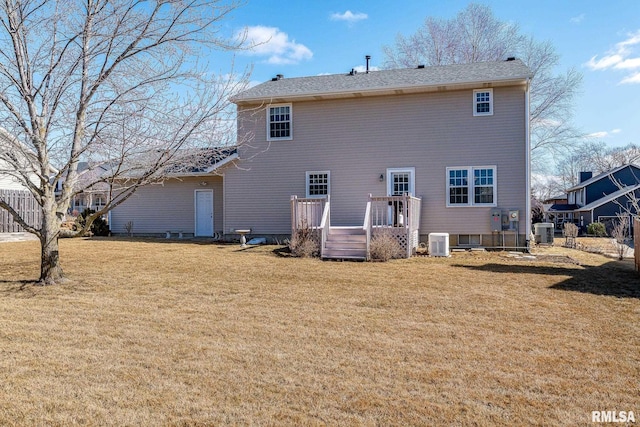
[525,77,532,250]
[231,77,531,105]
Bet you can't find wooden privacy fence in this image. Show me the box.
[0,189,40,233]
[635,217,639,273]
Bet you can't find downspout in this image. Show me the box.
[525,77,532,251]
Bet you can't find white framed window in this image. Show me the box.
[447,166,497,207]
[306,171,330,198]
[267,103,292,141]
[473,89,493,116]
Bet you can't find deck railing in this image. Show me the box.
[291,194,421,259]
[290,195,328,253]
[319,197,331,258]
[290,195,326,230]
[363,199,372,260]
[366,194,422,258]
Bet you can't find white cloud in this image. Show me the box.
[330,10,368,23]
[620,71,640,84]
[353,65,380,73]
[586,128,623,139]
[586,131,609,139]
[586,54,624,70]
[570,13,585,24]
[585,30,640,84]
[239,26,312,65]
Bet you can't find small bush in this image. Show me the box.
[369,230,403,261]
[74,209,110,236]
[587,222,607,237]
[563,222,578,248]
[289,227,319,258]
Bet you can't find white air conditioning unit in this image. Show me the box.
[534,223,554,244]
[428,233,450,257]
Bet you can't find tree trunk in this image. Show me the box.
[39,206,64,285]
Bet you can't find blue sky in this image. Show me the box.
[216,0,640,148]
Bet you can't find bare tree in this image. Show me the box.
[551,141,640,192]
[0,0,250,284]
[611,212,630,261]
[382,3,582,171]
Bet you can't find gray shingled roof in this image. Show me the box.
[232,59,532,103]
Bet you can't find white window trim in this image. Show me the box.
[305,170,330,198]
[386,167,416,197]
[266,103,293,141]
[473,88,493,117]
[446,166,497,207]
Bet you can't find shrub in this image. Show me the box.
[74,209,110,236]
[587,222,607,237]
[369,229,403,261]
[611,214,629,261]
[563,222,578,248]
[289,227,319,258]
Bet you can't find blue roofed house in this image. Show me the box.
[545,164,640,232]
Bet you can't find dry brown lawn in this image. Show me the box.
[0,238,638,426]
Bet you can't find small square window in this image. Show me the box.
[306,171,330,198]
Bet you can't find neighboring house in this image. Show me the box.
[54,162,112,215]
[544,164,640,231]
[110,59,533,255]
[0,127,43,232]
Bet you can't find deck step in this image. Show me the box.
[322,226,367,260]
[327,226,365,235]
[322,248,367,260]
[325,234,366,243]
[325,241,367,250]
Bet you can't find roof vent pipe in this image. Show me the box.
[365,55,371,74]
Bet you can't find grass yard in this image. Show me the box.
[0,238,638,426]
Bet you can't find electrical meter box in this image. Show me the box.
[508,210,520,222]
[490,209,502,232]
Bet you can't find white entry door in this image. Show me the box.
[386,168,415,226]
[195,190,214,237]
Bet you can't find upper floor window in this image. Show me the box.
[447,166,497,207]
[306,171,329,198]
[473,89,493,116]
[267,103,292,140]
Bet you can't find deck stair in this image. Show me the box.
[322,226,367,260]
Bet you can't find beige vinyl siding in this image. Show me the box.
[226,86,527,236]
[110,176,223,235]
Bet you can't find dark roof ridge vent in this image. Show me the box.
[272,74,284,81]
[417,64,425,69]
[506,57,516,61]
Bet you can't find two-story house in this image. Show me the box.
[110,59,532,255]
[225,59,532,254]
